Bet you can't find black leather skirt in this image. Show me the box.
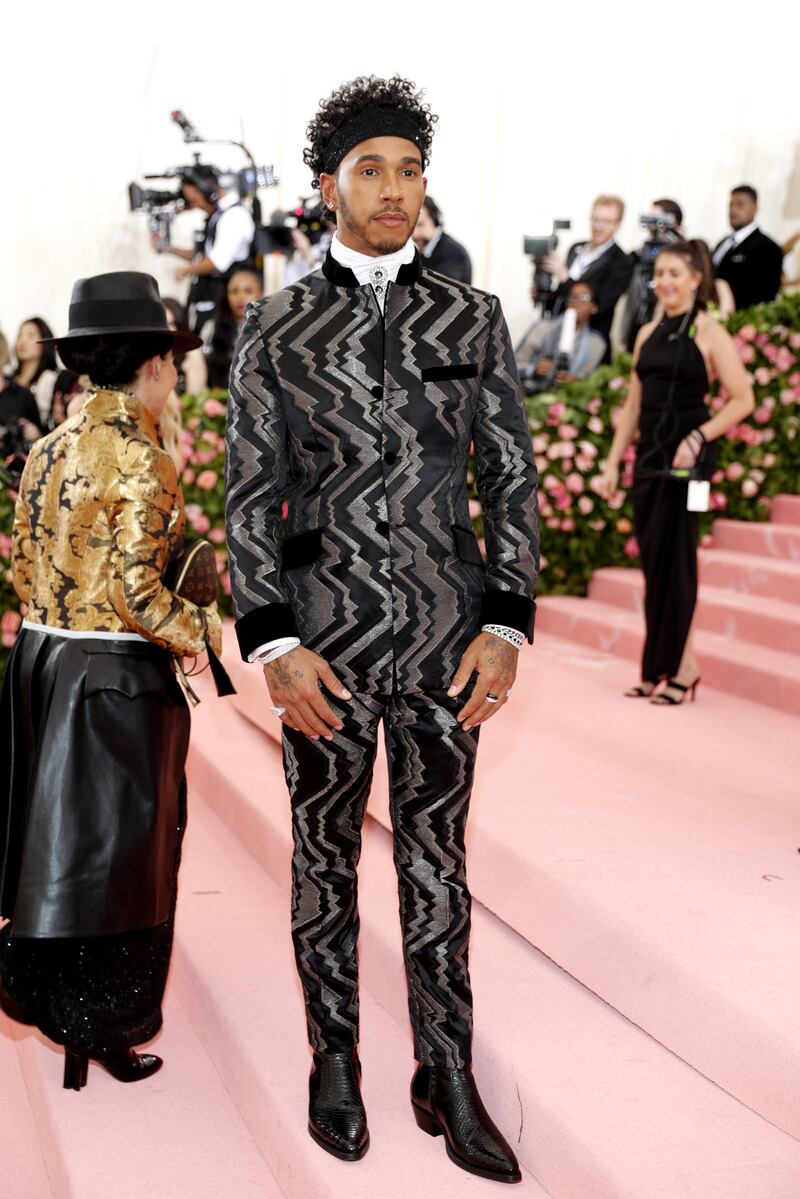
[0,628,190,939]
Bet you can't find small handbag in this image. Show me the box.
[164,539,236,699]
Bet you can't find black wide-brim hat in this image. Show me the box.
[40,271,203,353]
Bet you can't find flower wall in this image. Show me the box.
[1,292,798,679]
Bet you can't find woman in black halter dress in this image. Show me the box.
[596,242,754,705]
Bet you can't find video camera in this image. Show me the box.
[256,198,329,257]
[523,220,571,310]
[129,110,279,253]
[620,211,682,350]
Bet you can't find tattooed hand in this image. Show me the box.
[265,647,351,740]
[447,632,518,731]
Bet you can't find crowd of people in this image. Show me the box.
[0,71,787,1188]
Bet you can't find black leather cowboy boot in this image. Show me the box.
[308,1049,369,1161]
[411,1063,522,1183]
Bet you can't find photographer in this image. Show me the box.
[621,198,684,350]
[166,166,255,331]
[412,196,472,283]
[544,195,633,362]
[0,370,42,467]
[516,280,605,390]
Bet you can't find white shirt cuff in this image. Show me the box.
[248,636,300,664]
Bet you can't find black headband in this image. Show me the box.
[321,105,427,175]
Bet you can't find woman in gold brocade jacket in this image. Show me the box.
[0,273,223,1091]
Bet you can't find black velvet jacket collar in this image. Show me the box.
[322,249,423,288]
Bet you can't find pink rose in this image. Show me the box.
[187,416,200,430]
[0,532,12,559]
[208,527,226,544]
[741,478,758,498]
[710,492,728,511]
[554,493,572,512]
[543,473,560,494]
[535,455,548,472]
[616,517,632,534]
[539,554,549,570]
[607,491,625,511]
[565,472,584,494]
[196,469,219,490]
[710,396,725,412]
[546,517,561,529]
[587,398,602,415]
[182,467,196,485]
[557,423,579,440]
[749,468,765,483]
[780,389,796,405]
[700,533,714,548]
[546,402,566,426]
[725,462,744,481]
[763,453,776,467]
[203,398,227,417]
[588,416,604,435]
[578,440,598,460]
[608,376,626,392]
[578,495,594,515]
[623,537,640,558]
[738,344,755,364]
[752,406,771,425]
[560,517,575,531]
[776,347,797,372]
[468,498,482,519]
[589,519,606,531]
[755,332,769,348]
[575,455,594,473]
[532,434,550,453]
[192,512,211,534]
[753,368,772,387]
[789,333,800,350]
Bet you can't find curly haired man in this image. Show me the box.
[225,75,538,1183]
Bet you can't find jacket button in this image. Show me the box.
[376,521,389,536]
[371,385,383,399]
[383,451,396,465]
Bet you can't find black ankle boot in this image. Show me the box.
[411,1063,522,1184]
[308,1049,369,1161]
[63,1047,163,1091]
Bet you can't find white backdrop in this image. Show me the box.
[3,0,799,347]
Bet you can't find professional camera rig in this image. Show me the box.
[523,220,571,312]
[129,110,280,254]
[619,211,683,350]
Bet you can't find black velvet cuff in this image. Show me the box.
[480,590,536,644]
[234,603,300,661]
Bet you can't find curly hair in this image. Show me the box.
[303,75,438,188]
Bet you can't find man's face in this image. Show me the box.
[589,203,621,247]
[729,191,757,230]
[181,183,214,213]
[413,205,437,249]
[321,136,426,257]
[565,285,596,327]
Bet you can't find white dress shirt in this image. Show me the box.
[569,238,615,281]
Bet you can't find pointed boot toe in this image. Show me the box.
[411,1064,521,1184]
[308,1049,369,1161]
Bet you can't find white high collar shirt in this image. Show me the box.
[329,233,416,312]
[712,221,758,267]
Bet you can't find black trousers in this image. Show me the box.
[283,686,479,1068]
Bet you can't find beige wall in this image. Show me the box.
[2,0,798,349]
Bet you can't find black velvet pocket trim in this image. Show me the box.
[479,589,537,644]
[281,527,324,570]
[452,524,485,566]
[235,604,300,660]
[421,364,479,382]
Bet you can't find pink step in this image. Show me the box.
[699,548,800,603]
[174,783,551,1198]
[590,567,800,656]
[0,1014,53,1199]
[536,595,800,714]
[712,519,800,561]
[6,991,281,1199]
[772,494,800,525]
[186,691,800,1197]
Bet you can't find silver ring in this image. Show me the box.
[270,705,286,717]
[486,693,500,704]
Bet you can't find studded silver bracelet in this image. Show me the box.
[481,624,525,649]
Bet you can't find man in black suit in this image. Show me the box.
[412,196,472,283]
[712,186,783,310]
[544,194,633,362]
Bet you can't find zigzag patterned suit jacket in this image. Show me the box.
[225,251,539,695]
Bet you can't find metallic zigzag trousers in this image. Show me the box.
[282,687,479,1068]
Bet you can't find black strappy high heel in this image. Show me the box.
[650,677,700,706]
[624,682,657,698]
